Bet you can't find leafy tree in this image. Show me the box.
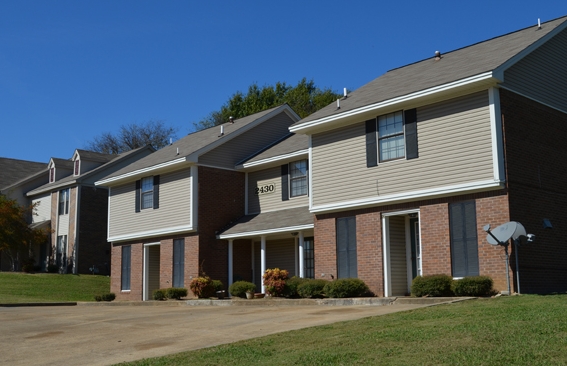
[85,119,178,154]
[194,78,342,130]
[0,196,49,271]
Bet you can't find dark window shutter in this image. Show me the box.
[281,164,289,201]
[153,175,160,209]
[449,202,479,277]
[121,246,131,291]
[337,216,357,278]
[135,180,141,213]
[365,119,377,167]
[404,109,418,159]
[173,239,185,288]
[347,217,357,278]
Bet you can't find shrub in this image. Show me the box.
[229,281,256,298]
[283,276,310,298]
[153,289,167,300]
[166,287,188,300]
[452,276,493,297]
[324,278,369,298]
[47,264,58,273]
[189,276,216,298]
[21,258,35,273]
[411,274,454,297]
[263,268,289,297]
[95,293,116,302]
[212,280,224,292]
[297,279,328,298]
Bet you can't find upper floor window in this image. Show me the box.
[74,160,80,176]
[365,108,418,167]
[135,175,160,212]
[289,159,308,197]
[58,188,70,215]
[141,177,154,209]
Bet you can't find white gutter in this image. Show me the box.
[218,224,314,240]
[239,149,308,169]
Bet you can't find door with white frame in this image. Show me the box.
[143,243,160,301]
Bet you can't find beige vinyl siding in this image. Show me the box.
[311,91,493,207]
[389,216,408,296]
[254,239,296,288]
[109,169,192,238]
[32,194,51,223]
[199,112,295,169]
[248,167,308,214]
[502,28,567,113]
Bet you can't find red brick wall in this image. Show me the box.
[501,89,567,293]
[111,242,143,301]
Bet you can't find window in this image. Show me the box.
[303,237,314,279]
[336,216,357,278]
[135,176,160,212]
[58,188,69,215]
[449,201,479,277]
[56,235,67,270]
[290,159,308,197]
[281,160,308,201]
[173,239,185,288]
[121,246,131,291]
[365,109,418,167]
[74,160,80,175]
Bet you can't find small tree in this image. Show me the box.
[0,196,49,271]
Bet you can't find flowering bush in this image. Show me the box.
[189,276,216,298]
[263,268,289,297]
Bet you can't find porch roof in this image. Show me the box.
[29,220,50,230]
[217,206,313,240]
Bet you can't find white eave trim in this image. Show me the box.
[95,157,187,186]
[218,224,314,240]
[239,149,309,169]
[310,179,503,214]
[108,224,195,243]
[290,72,497,133]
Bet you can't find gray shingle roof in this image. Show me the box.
[218,206,313,238]
[51,158,74,170]
[76,150,116,163]
[0,158,47,190]
[292,15,567,127]
[102,105,289,180]
[240,133,308,166]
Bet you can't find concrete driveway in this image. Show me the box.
[0,302,431,365]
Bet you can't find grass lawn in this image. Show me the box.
[0,272,110,303]
[126,294,567,366]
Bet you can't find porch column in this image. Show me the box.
[260,236,266,294]
[298,231,305,278]
[228,240,233,291]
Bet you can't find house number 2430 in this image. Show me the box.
[255,183,275,195]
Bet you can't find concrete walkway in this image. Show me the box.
[0,298,466,365]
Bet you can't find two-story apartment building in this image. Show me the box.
[24,147,153,274]
[95,105,301,300]
[286,15,567,295]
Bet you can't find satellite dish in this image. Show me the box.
[512,222,527,241]
[486,221,519,245]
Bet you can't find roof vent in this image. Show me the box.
[229,116,234,124]
[343,87,348,99]
[537,18,541,30]
[336,99,340,109]
[434,50,441,61]
[219,125,224,137]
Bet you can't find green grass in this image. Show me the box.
[0,272,110,303]
[126,295,567,366]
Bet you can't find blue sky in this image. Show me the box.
[1,1,565,163]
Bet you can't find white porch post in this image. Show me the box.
[260,236,266,294]
[228,240,233,292]
[298,231,305,278]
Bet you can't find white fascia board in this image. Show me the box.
[218,224,314,240]
[240,149,309,169]
[308,136,313,209]
[310,180,503,214]
[489,87,505,183]
[290,72,496,133]
[108,224,195,243]
[95,157,187,186]
[493,19,567,81]
[26,180,78,197]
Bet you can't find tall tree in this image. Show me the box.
[194,78,342,130]
[85,119,178,154]
[0,196,49,271]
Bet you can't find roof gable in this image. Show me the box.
[0,158,47,190]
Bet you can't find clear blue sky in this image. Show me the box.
[1,1,565,162]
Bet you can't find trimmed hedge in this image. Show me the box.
[297,279,328,298]
[166,287,188,300]
[94,293,116,302]
[283,276,310,298]
[411,274,453,297]
[153,289,167,300]
[212,280,224,292]
[229,281,256,298]
[323,278,369,298]
[453,276,493,296]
